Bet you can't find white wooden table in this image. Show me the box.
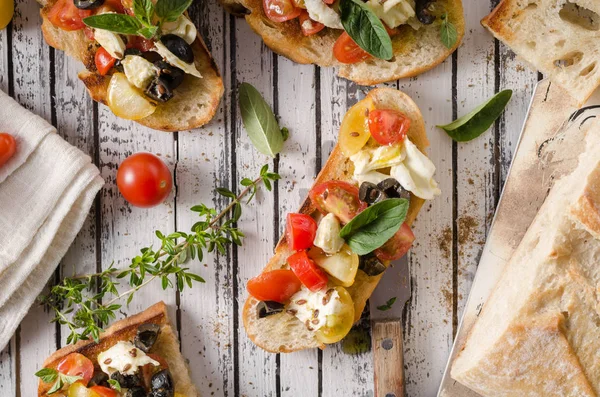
[0,0,540,395]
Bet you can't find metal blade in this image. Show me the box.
[370,255,411,321]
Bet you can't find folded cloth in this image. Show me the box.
[0,90,104,351]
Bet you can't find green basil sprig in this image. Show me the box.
[339,0,393,61]
[239,83,285,157]
[437,89,512,142]
[439,13,458,49]
[35,368,82,395]
[339,198,408,255]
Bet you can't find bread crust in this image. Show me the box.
[39,0,224,132]
[242,88,429,353]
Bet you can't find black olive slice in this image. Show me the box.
[110,371,143,388]
[73,0,105,10]
[160,34,194,64]
[124,48,143,57]
[415,0,436,24]
[125,386,147,397]
[257,301,285,318]
[151,369,174,396]
[359,182,386,205]
[377,178,410,200]
[359,255,387,276]
[154,60,185,90]
[145,77,174,103]
[134,323,161,353]
[142,51,163,64]
[89,371,109,387]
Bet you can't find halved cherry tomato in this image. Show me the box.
[333,32,371,64]
[94,47,116,76]
[127,35,155,52]
[298,10,324,36]
[263,0,301,22]
[47,0,92,31]
[286,213,317,251]
[89,386,117,397]
[288,250,328,292]
[322,0,335,4]
[375,223,415,261]
[116,152,172,208]
[57,353,94,386]
[103,0,126,14]
[368,109,410,145]
[0,133,16,167]
[309,181,367,224]
[247,269,302,303]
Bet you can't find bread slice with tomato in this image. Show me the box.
[38,0,224,132]
[37,302,198,397]
[221,0,464,85]
[243,88,439,352]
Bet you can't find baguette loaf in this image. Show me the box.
[243,88,429,353]
[451,123,600,396]
[482,0,600,105]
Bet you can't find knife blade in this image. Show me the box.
[370,255,411,397]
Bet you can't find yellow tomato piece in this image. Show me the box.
[107,73,156,120]
[339,97,375,157]
[308,245,359,287]
[68,382,100,397]
[316,286,355,344]
[0,0,14,30]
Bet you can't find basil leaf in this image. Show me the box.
[437,89,513,142]
[239,83,284,157]
[340,0,393,60]
[83,14,142,35]
[108,379,122,392]
[35,368,58,383]
[339,198,408,255]
[439,13,458,49]
[133,0,154,25]
[139,26,158,39]
[47,377,64,395]
[155,0,193,22]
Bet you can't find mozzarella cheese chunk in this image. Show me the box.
[350,144,405,184]
[122,55,157,90]
[155,41,202,78]
[287,287,343,331]
[98,341,159,376]
[390,138,441,200]
[365,0,417,29]
[162,15,197,45]
[313,213,345,254]
[304,0,343,29]
[94,28,126,59]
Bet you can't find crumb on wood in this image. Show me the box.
[458,216,480,245]
[438,227,452,259]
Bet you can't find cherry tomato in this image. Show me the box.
[116,152,172,208]
[0,133,16,167]
[315,286,354,343]
[333,32,371,64]
[368,109,410,146]
[286,213,317,251]
[57,353,94,386]
[94,47,116,76]
[47,0,92,31]
[298,10,324,36]
[103,0,126,14]
[288,250,328,292]
[247,269,302,303]
[0,0,14,30]
[309,181,367,224]
[84,27,95,40]
[127,35,155,52]
[322,0,335,4]
[375,223,415,261]
[89,386,117,397]
[263,0,301,22]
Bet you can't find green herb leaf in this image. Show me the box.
[155,0,193,22]
[439,13,458,49]
[238,83,284,157]
[133,0,154,25]
[138,26,158,39]
[108,379,122,392]
[339,198,409,255]
[47,377,64,395]
[339,0,392,60]
[83,14,142,35]
[377,297,397,311]
[281,127,290,142]
[437,89,513,142]
[35,368,58,383]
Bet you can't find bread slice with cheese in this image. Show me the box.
[37,301,199,397]
[243,88,430,353]
[38,0,224,132]
[482,0,600,105]
[221,0,464,85]
[451,124,600,396]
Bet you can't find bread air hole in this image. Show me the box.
[559,1,600,31]
[580,62,597,77]
[554,51,583,68]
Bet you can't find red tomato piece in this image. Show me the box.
[94,47,116,76]
[47,0,92,31]
[309,181,367,224]
[287,251,328,292]
[333,32,371,64]
[84,27,95,40]
[374,223,415,261]
[89,386,117,397]
[0,133,16,168]
[127,35,155,52]
[286,213,317,251]
[368,109,411,145]
[263,0,301,22]
[247,269,302,303]
[322,0,335,4]
[116,152,173,208]
[56,353,94,386]
[103,0,126,14]
[298,10,324,36]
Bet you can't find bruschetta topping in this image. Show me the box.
[98,341,159,376]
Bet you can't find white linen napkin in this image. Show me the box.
[0,90,104,351]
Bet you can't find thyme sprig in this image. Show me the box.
[39,165,280,345]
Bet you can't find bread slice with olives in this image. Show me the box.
[220,0,464,85]
[37,301,199,397]
[38,0,224,132]
[243,88,433,353]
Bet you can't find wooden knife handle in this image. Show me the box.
[373,320,404,397]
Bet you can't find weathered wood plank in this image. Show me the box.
[0,27,8,92]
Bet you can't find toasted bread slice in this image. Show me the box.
[220,0,464,85]
[482,0,600,105]
[37,302,199,397]
[243,88,429,353]
[38,0,224,132]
